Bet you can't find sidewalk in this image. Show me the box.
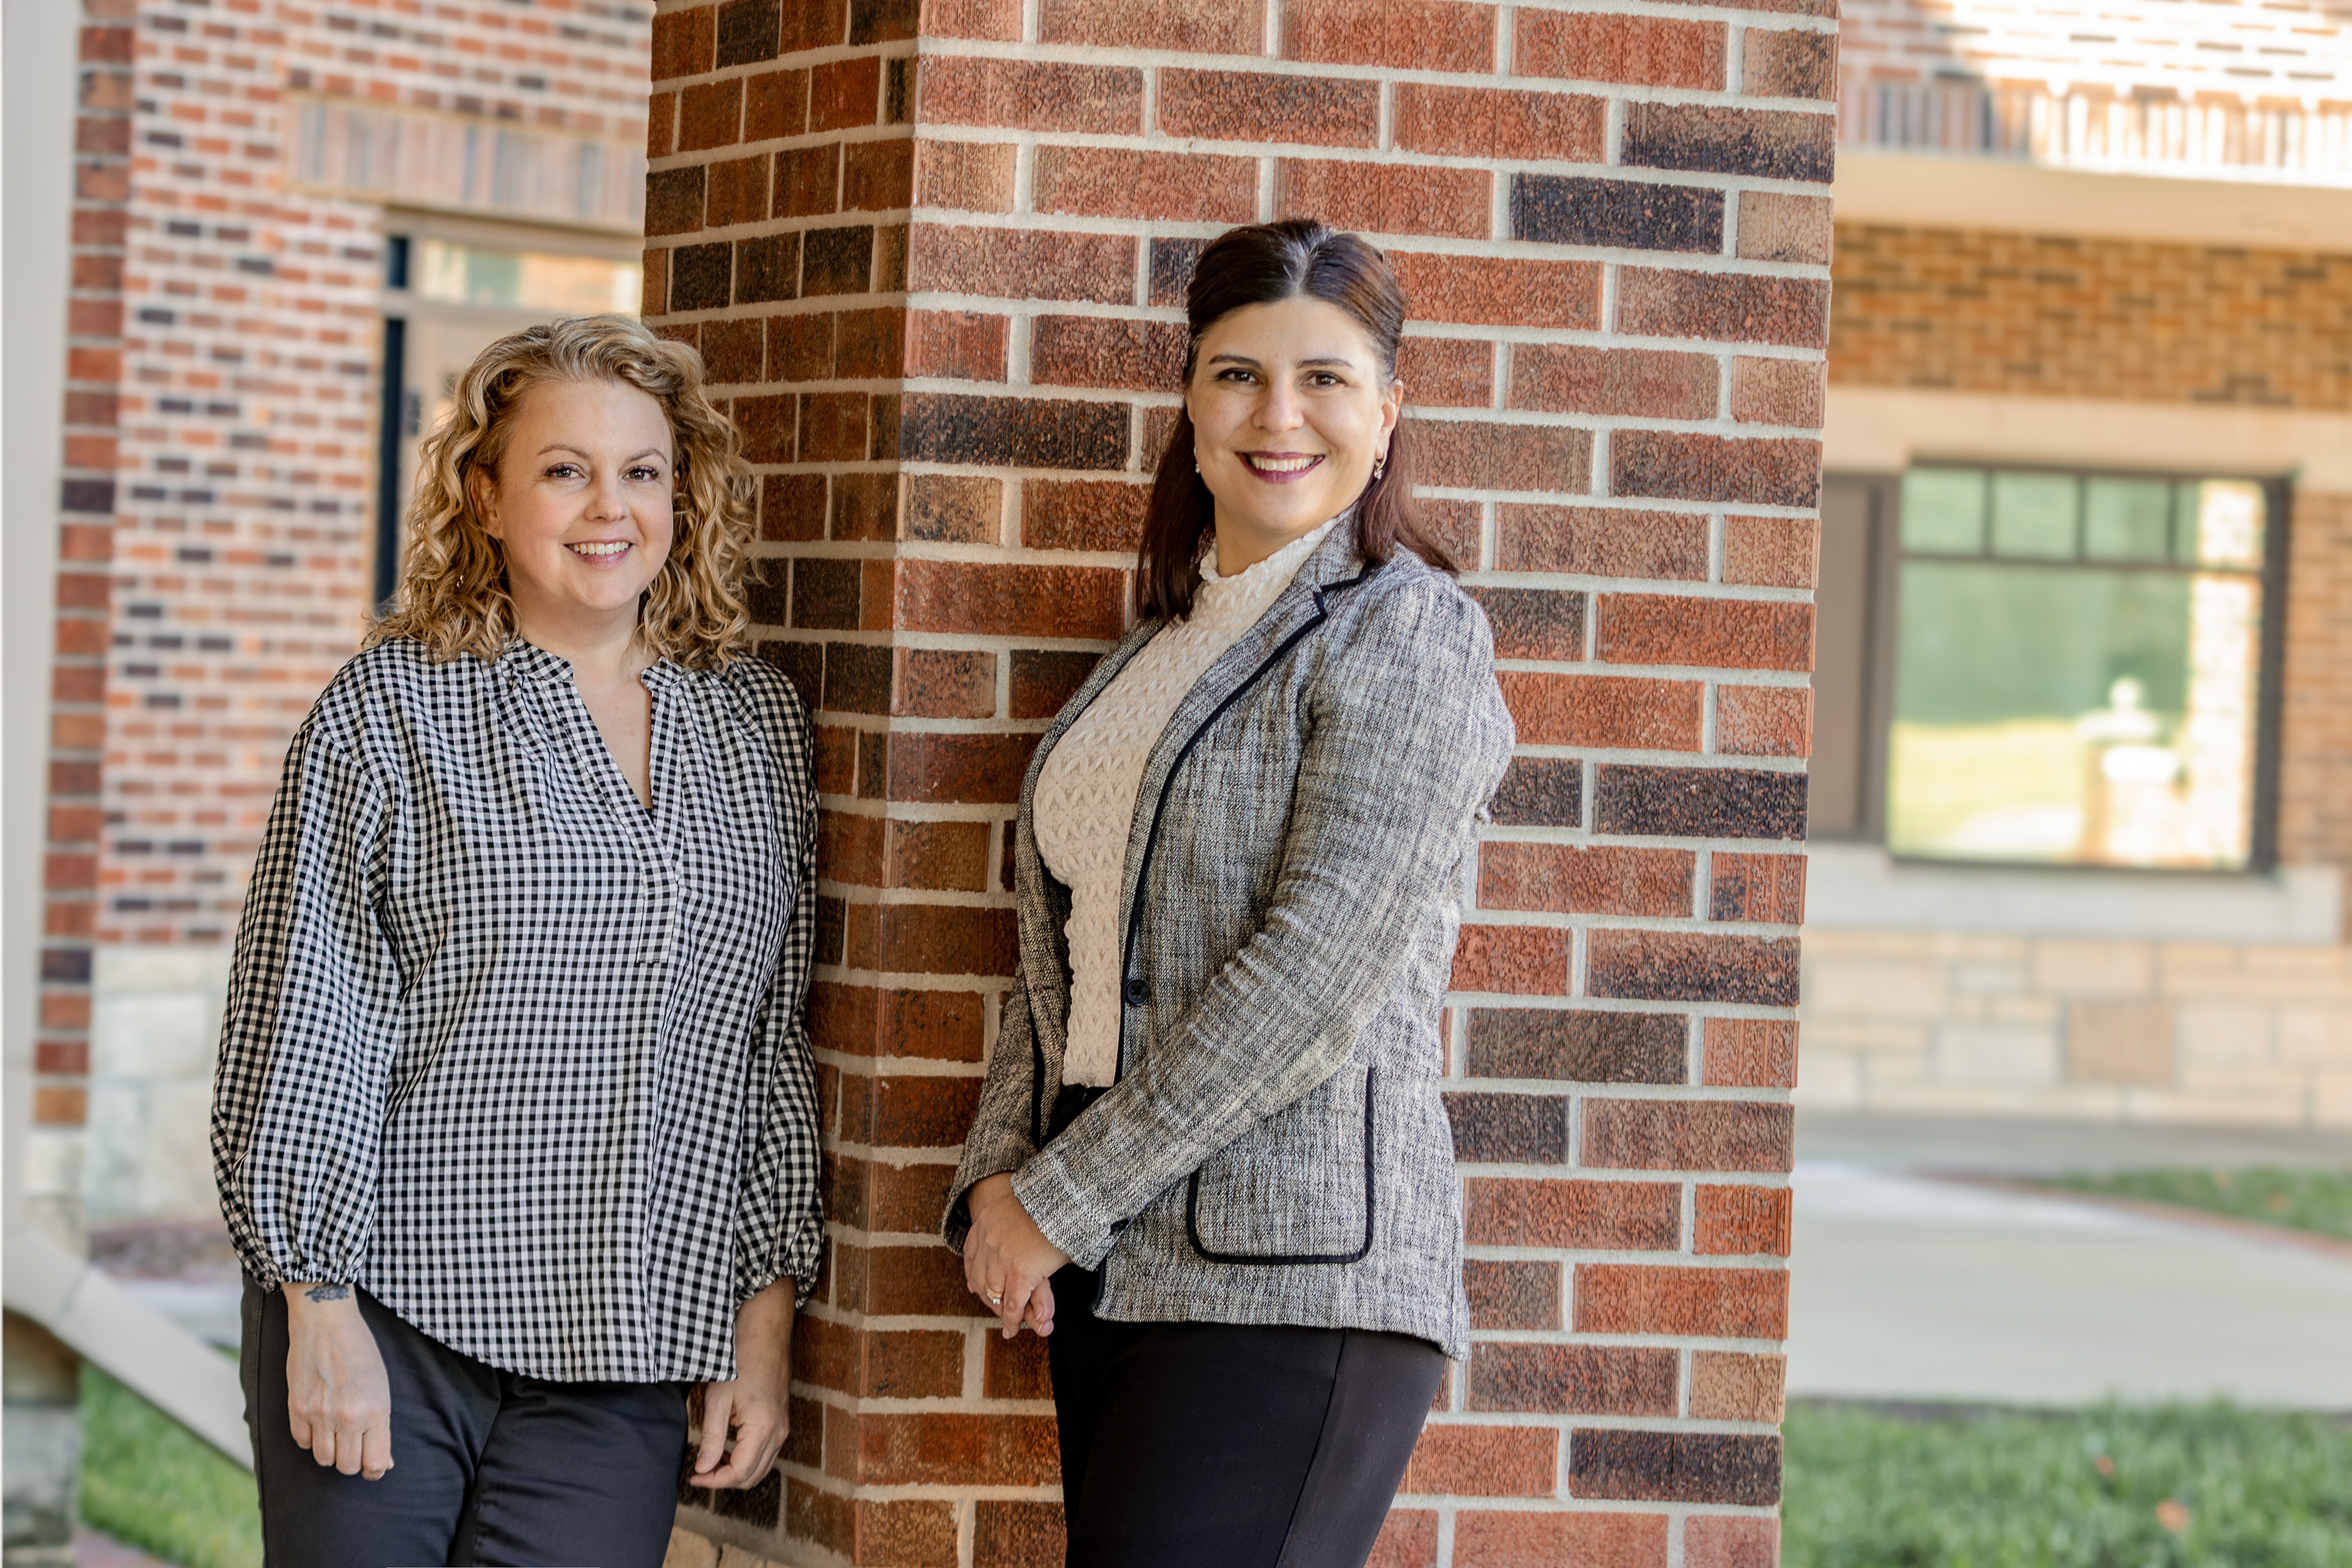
[1788,1111,2352,1410]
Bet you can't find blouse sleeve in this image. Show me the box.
[728,672,828,1308]
[210,716,401,1289]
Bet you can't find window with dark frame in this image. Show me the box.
[1811,465,2288,873]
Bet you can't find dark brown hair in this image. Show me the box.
[1136,218,1454,619]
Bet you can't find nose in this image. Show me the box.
[1254,377,1303,432]
[588,467,629,522]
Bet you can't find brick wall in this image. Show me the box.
[2280,491,2352,872]
[1828,224,2352,409]
[644,0,1827,1561]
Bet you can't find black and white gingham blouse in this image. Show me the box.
[211,636,824,1383]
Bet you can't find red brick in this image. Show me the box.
[1517,12,1725,89]
[1030,316,1185,392]
[796,1319,965,1398]
[678,76,742,151]
[1612,432,1820,509]
[1366,1510,1439,1568]
[907,225,1134,305]
[1159,69,1381,148]
[1396,338,1492,408]
[1024,479,1149,553]
[906,474,1004,542]
[808,983,986,1060]
[1284,0,1496,72]
[1463,1177,1681,1250]
[1701,1018,1797,1088]
[640,248,667,315]
[974,1501,1067,1568]
[1597,594,1811,672]
[896,561,1125,639]
[822,809,887,884]
[886,814,994,884]
[1479,844,1693,918]
[857,1412,1060,1487]
[1041,0,1263,53]
[915,140,1016,213]
[1586,930,1798,1008]
[33,1086,87,1127]
[923,0,1024,39]
[1709,852,1804,924]
[1722,514,1817,589]
[775,143,841,217]
[1573,1263,1788,1338]
[1392,253,1601,329]
[1690,1352,1787,1423]
[762,474,826,542]
[36,1041,90,1077]
[784,0,849,48]
[647,91,674,156]
[1032,145,1259,224]
[1411,419,1592,494]
[1619,268,1829,348]
[1465,1259,1561,1330]
[1278,159,1491,241]
[1454,1510,1668,1568]
[813,56,883,132]
[798,391,871,462]
[1696,1184,1792,1256]
[1495,505,1708,581]
[1469,1342,1679,1416]
[1393,83,1604,162]
[1511,346,1717,420]
[652,5,714,80]
[1585,1099,1792,1172]
[1400,1424,1557,1498]
[984,1329,1053,1399]
[845,137,915,211]
[885,733,1041,806]
[898,310,1001,382]
[845,902,1019,973]
[743,70,808,141]
[705,154,769,229]
[1738,192,1833,264]
[1745,27,1838,100]
[1731,356,1825,427]
[1451,924,1572,996]
[44,854,97,893]
[918,57,1143,135]
[1715,684,1809,757]
[1497,672,1702,750]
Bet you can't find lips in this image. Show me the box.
[1241,452,1324,483]
[567,541,631,560]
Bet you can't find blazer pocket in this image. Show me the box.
[1186,1064,1376,1266]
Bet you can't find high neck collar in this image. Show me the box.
[1196,513,1349,614]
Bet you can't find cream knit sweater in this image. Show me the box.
[1034,515,1345,1087]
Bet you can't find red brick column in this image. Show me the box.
[645,0,1827,1560]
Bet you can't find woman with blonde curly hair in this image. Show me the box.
[211,314,823,1567]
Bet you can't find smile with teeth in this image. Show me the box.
[568,541,630,557]
[1244,454,1322,474]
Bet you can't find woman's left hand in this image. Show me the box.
[964,1173,1071,1339]
[690,1278,796,1490]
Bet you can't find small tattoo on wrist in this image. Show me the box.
[303,1284,351,1303]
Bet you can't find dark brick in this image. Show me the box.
[1512,175,1723,254]
[896,650,996,721]
[1746,27,1839,100]
[736,391,799,463]
[646,165,705,237]
[901,394,1129,471]
[1149,238,1206,306]
[776,143,841,218]
[61,480,115,515]
[701,318,765,384]
[1466,1009,1687,1084]
[1709,852,1806,924]
[1593,765,1806,840]
[804,225,875,296]
[1031,316,1185,391]
[830,470,899,540]
[1612,433,1820,508]
[1464,1259,1560,1331]
[851,0,920,43]
[652,6,714,79]
[837,307,906,379]
[1488,757,1580,827]
[1584,1100,1793,1172]
[1586,930,1799,1007]
[669,243,732,311]
[1623,103,1835,184]
[844,136,915,211]
[744,559,792,624]
[823,642,893,715]
[906,474,1002,543]
[762,474,826,544]
[1011,650,1102,719]
[707,154,770,228]
[1466,587,1583,661]
[716,0,780,62]
[746,67,809,140]
[1470,1345,1679,1416]
[761,640,821,709]
[794,557,863,632]
[1569,1430,1781,1506]
[1444,1092,1568,1163]
[735,233,801,305]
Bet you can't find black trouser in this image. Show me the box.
[1042,1087,1446,1568]
[240,1278,687,1568]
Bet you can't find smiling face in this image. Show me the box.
[474,377,677,649]
[1185,294,1403,574]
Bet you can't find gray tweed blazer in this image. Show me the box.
[943,523,1514,1358]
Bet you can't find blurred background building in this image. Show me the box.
[1808,0,2352,1124]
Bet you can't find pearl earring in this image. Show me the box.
[1372,454,1387,481]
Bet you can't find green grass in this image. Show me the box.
[78,1363,261,1568]
[2038,1169,2352,1245]
[1784,1401,2352,1568]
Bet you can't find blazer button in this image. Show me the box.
[1122,976,1149,1007]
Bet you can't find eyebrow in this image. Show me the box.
[1204,353,1360,369]
[535,443,669,462]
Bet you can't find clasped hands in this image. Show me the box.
[964,1173,1070,1339]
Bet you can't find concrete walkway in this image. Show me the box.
[1788,1112,2352,1410]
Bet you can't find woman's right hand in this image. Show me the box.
[281,1283,394,1479]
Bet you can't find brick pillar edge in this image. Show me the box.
[644,0,1827,1561]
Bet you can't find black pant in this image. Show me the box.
[1045,1075,1444,1568]
[240,1278,687,1568]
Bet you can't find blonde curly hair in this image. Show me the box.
[369,314,756,668]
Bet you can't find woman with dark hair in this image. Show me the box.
[944,220,1514,1567]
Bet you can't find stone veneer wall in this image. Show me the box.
[643,0,1832,1562]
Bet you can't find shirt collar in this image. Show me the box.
[497,636,682,688]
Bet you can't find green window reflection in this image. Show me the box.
[1884,467,2267,871]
